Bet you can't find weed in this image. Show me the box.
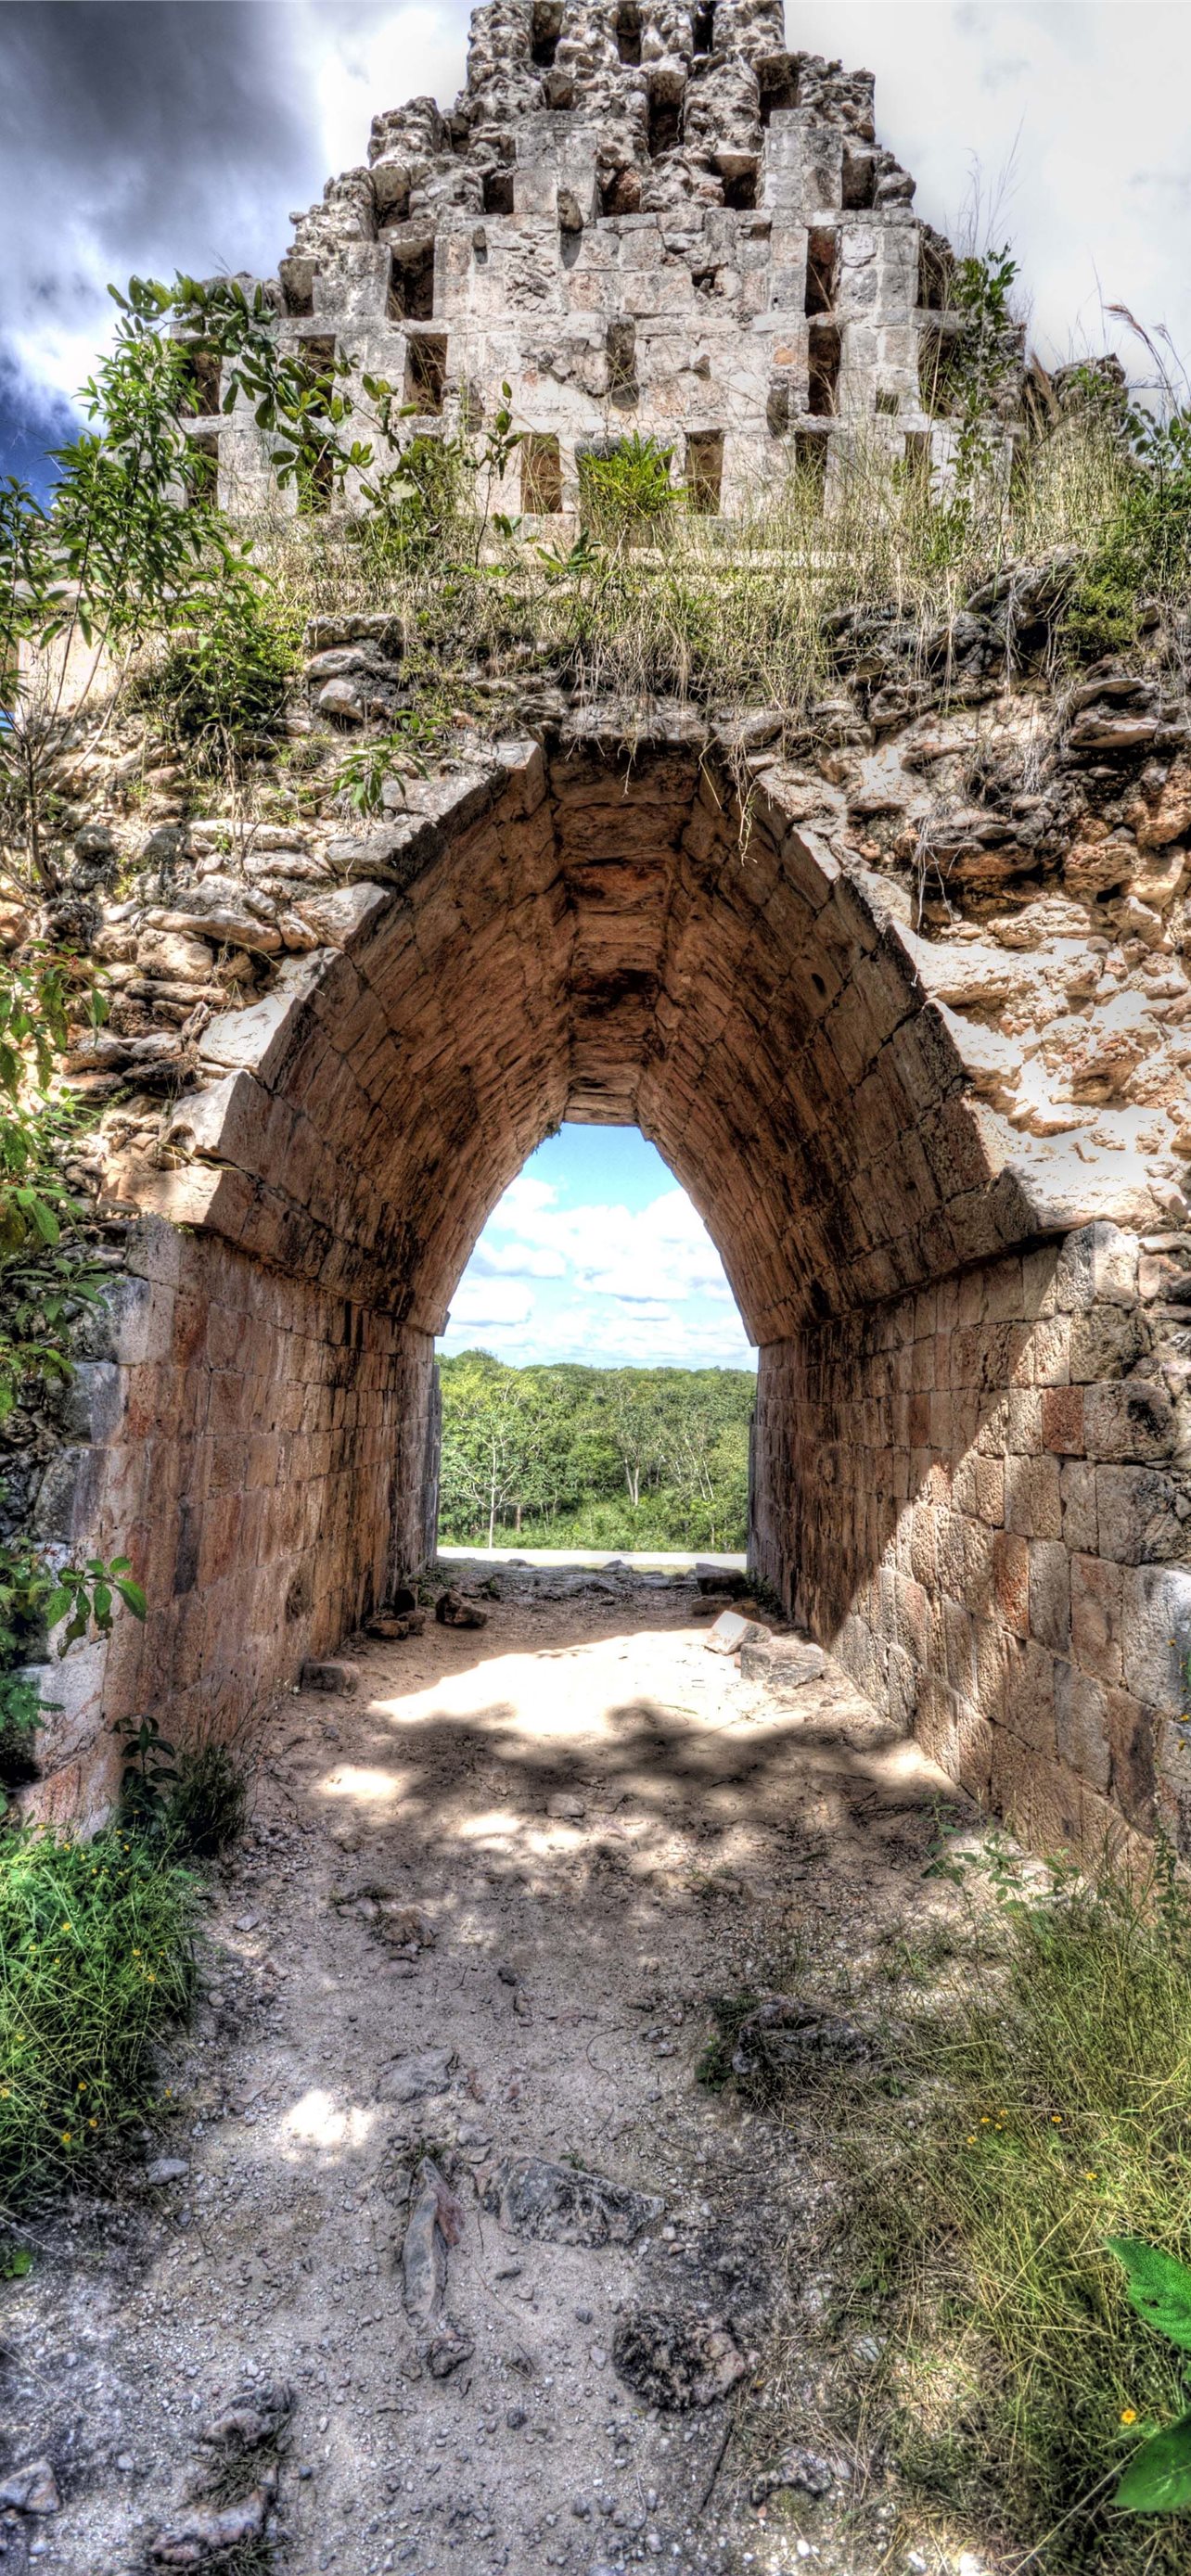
[0,1825,198,2209]
[696,1989,762,2090]
[832,1843,1191,2570]
[134,583,299,769]
[165,1738,252,1860]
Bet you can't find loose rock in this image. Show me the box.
[484,2156,662,2247]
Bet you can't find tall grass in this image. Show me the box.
[247,413,1138,726]
[838,1844,1191,2571]
[0,1826,198,2211]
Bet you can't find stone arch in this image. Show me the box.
[30,719,1190,1856]
[148,723,1026,1339]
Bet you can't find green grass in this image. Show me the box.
[237,408,1143,738]
[834,1844,1191,2570]
[0,1825,198,2211]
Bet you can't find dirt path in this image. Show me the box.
[3,1571,970,2576]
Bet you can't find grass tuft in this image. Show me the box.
[0,1825,198,2211]
[833,1841,1191,2570]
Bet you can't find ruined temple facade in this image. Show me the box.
[13,6,1191,1869]
[198,0,992,523]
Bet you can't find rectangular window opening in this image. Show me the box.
[685,430,724,514]
[299,445,336,516]
[876,388,899,416]
[903,428,933,491]
[692,4,715,52]
[178,343,222,416]
[482,166,515,216]
[294,342,338,516]
[281,267,314,318]
[531,1,562,66]
[804,227,838,319]
[185,429,219,506]
[405,333,447,415]
[607,317,637,404]
[388,240,435,321]
[723,166,758,211]
[647,94,681,158]
[793,430,828,504]
[916,236,950,311]
[841,147,876,210]
[521,433,563,515]
[918,325,959,416]
[759,58,799,124]
[615,4,641,63]
[807,320,841,416]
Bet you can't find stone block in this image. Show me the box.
[738,1635,826,1690]
[1060,1458,1099,1555]
[1041,1385,1083,1454]
[1082,1379,1179,1464]
[1070,1553,1124,1683]
[1004,1453,1062,1541]
[1069,1305,1145,1384]
[1028,1539,1070,1654]
[1001,1634,1057,1757]
[1055,1662,1110,1792]
[1095,1465,1185,1565]
[1121,1565,1191,1714]
[1106,1688,1157,1830]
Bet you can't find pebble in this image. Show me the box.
[506,2406,527,2429]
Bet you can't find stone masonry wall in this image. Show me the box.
[195,0,1013,526]
[752,1221,1191,1862]
[19,1218,435,1830]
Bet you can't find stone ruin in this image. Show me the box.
[203,0,1008,524]
[8,4,1191,1872]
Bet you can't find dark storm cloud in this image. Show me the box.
[0,1,328,461]
[0,2,316,283]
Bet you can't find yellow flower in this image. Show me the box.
[1051,2114,1062,2125]
[1121,2408,1138,2427]
[60,2131,72,2147]
[980,2116,991,2125]
[61,1921,71,1932]
[77,2080,87,2093]
[0,2085,10,2098]
[1084,2169,1098,2181]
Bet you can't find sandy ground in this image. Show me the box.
[1,1570,969,2576]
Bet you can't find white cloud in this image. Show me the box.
[470,1239,567,1280]
[442,1167,756,1369]
[447,1278,534,1329]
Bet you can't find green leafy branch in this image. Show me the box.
[1109,2241,1191,2513]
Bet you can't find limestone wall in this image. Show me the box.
[20,1218,435,1830]
[753,1222,1191,1859]
[195,0,1010,525]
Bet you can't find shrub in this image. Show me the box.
[0,1826,198,2208]
[136,580,298,765]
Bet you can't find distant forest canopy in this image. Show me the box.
[437,1352,755,1552]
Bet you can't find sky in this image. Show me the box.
[4,0,1191,483]
[439,1127,756,1371]
[4,0,1185,1367]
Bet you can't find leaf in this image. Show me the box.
[1108,2240,1191,2352]
[1115,2414,1191,2514]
